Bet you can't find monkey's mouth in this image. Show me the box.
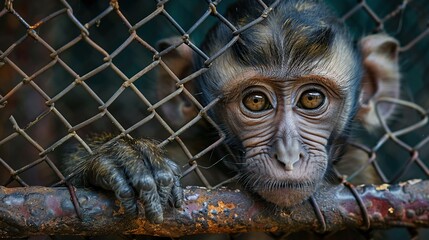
[252,180,319,208]
[240,153,327,207]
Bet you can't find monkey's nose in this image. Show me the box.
[272,139,301,171]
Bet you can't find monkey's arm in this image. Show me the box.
[64,136,183,223]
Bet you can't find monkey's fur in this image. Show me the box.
[66,134,182,223]
[63,0,400,238]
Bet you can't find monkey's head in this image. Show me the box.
[195,0,363,207]
[158,0,400,208]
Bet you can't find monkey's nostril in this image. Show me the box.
[271,139,301,171]
[274,154,299,171]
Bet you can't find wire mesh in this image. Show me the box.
[0,0,428,239]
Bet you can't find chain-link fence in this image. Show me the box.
[0,0,428,239]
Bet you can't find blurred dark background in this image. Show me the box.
[0,0,428,238]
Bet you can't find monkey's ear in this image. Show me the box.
[156,37,198,128]
[356,34,400,130]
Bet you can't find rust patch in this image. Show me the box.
[376,184,390,191]
[206,200,237,231]
[400,179,422,187]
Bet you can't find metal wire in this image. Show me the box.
[0,0,428,238]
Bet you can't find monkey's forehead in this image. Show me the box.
[203,0,359,88]
[214,36,360,96]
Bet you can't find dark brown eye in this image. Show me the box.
[242,91,272,112]
[297,90,325,110]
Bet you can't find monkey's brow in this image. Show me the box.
[222,74,345,101]
[221,76,274,101]
[294,75,345,97]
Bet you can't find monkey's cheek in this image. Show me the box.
[256,186,317,208]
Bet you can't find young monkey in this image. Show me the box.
[65,0,400,226]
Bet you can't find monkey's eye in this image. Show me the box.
[242,91,272,112]
[297,90,325,110]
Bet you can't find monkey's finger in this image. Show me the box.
[143,156,180,207]
[138,173,164,223]
[150,166,175,208]
[165,158,183,208]
[171,176,183,208]
[122,158,164,223]
[88,160,137,214]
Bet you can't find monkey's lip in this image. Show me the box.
[253,180,318,207]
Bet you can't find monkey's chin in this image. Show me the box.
[255,184,317,208]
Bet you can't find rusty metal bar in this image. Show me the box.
[0,180,428,238]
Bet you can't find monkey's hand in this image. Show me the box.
[68,137,183,223]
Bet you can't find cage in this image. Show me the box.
[0,0,428,239]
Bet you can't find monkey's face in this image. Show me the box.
[195,0,364,208]
[219,72,352,207]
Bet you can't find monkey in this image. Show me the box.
[63,0,401,237]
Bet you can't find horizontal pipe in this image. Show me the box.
[0,180,428,237]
